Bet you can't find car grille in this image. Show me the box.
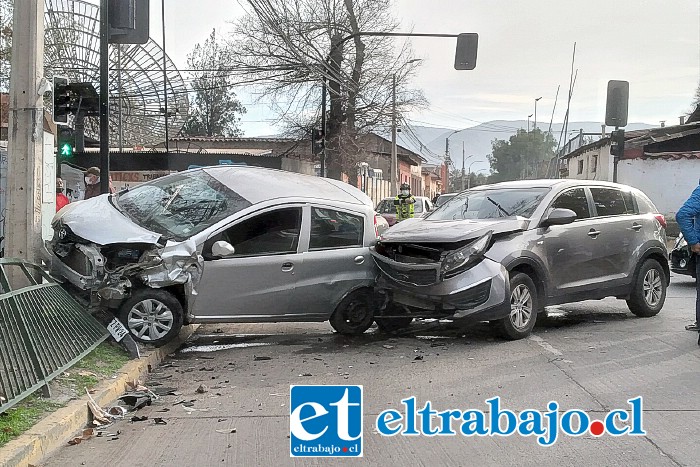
[59,247,93,276]
[380,264,438,286]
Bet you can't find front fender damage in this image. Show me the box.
[95,238,204,317]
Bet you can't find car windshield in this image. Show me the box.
[376,199,396,214]
[436,194,456,207]
[114,170,252,241]
[427,187,550,220]
[376,198,423,213]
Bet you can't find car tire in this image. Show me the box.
[375,304,414,334]
[329,289,375,336]
[497,272,538,340]
[118,289,184,347]
[626,259,666,317]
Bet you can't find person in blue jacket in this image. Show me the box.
[676,179,700,342]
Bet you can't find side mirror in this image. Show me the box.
[211,241,236,258]
[541,208,577,227]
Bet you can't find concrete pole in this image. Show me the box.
[6,0,44,263]
[390,74,397,196]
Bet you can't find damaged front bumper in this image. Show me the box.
[42,237,204,315]
[371,250,510,321]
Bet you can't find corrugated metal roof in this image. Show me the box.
[171,136,296,143]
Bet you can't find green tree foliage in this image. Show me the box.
[692,81,700,110]
[182,29,246,137]
[447,169,490,192]
[487,129,557,182]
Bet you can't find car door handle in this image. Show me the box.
[354,255,365,265]
[587,229,601,237]
[630,223,643,231]
[281,262,294,272]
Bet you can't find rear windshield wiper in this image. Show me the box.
[486,196,511,217]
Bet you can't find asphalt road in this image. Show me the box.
[44,273,700,467]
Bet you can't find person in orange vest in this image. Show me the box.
[56,177,70,212]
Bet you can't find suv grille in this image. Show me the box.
[379,264,438,286]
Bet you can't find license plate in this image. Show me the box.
[107,318,129,342]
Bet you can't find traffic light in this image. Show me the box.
[57,127,75,158]
[312,128,325,155]
[53,76,71,124]
[610,129,625,159]
[605,80,629,128]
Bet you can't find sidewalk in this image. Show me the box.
[0,325,198,467]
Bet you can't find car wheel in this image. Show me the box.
[626,259,666,317]
[375,304,413,334]
[329,290,375,336]
[118,289,184,347]
[497,272,538,340]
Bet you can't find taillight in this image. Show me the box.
[654,214,666,229]
[373,214,379,238]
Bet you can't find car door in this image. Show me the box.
[290,205,374,319]
[542,187,602,293]
[191,206,304,321]
[587,187,636,284]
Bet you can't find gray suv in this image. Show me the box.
[371,179,669,339]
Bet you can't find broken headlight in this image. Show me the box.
[441,231,492,278]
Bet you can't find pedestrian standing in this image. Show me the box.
[676,179,700,344]
[56,177,70,212]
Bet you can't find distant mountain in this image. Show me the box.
[397,121,656,167]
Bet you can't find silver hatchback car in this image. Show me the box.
[43,166,384,346]
[371,179,669,339]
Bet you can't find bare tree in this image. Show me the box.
[227,0,425,181]
[182,29,246,137]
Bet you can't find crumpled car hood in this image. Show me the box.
[380,217,529,243]
[55,194,162,245]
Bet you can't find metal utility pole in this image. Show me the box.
[461,142,465,191]
[534,96,542,131]
[320,77,326,178]
[99,0,110,194]
[6,0,44,262]
[161,0,169,153]
[390,74,398,196]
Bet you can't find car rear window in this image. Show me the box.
[634,192,658,214]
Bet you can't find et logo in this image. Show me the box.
[289,385,363,457]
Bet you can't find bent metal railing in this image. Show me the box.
[0,259,109,414]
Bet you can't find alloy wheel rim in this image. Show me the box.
[127,299,174,341]
[345,301,369,326]
[510,284,533,331]
[642,269,663,307]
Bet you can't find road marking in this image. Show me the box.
[529,335,563,356]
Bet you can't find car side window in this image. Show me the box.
[551,188,590,219]
[376,199,395,214]
[634,192,657,214]
[310,208,364,250]
[590,188,628,217]
[205,207,301,258]
[621,190,638,214]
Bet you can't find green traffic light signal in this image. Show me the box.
[60,143,73,157]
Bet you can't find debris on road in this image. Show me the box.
[154,418,168,425]
[254,356,272,361]
[130,416,149,422]
[216,429,237,434]
[299,373,313,377]
[382,345,394,349]
[196,384,209,394]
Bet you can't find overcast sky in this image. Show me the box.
[143,0,700,136]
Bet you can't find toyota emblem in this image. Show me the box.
[57,228,67,240]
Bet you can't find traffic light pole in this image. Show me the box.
[6,0,44,263]
[99,0,110,194]
[612,125,619,183]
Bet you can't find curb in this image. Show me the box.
[0,324,199,467]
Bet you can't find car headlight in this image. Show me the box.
[675,236,687,249]
[441,231,492,278]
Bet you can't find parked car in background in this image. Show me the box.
[43,166,385,346]
[670,232,697,277]
[376,196,433,226]
[371,180,669,339]
[435,193,457,207]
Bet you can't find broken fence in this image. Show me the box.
[0,259,109,414]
